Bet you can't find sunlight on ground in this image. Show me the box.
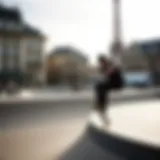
[90,100,160,148]
[17,90,34,98]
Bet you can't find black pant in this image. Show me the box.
[94,81,110,112]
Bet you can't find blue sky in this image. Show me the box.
[2,0,160,63]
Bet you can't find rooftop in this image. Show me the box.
[0,5,44,38]
[129,39,160,55]
[0,5,22,22]
[23,25,43,37]
[50,45,88,62]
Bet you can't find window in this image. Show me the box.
[0,21,4,28]
[27,39,41,52]
[8,57,14,69]
[0,39,2,55]
[5,21,22,31]
[2,40,20,69]
[27,54,42,63]
[7,40,19,56]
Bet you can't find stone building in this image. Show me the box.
[0,5,45,86]
[122,39,160,85]
[121,43,149,72]
[47,46,89,85]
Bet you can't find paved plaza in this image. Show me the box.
[0,99,160,160]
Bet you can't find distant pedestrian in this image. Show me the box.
[94,54,124,124]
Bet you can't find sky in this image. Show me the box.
[2,0,160,64]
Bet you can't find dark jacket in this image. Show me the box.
[108,67,124,90]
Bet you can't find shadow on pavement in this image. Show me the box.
[60,125,160,160]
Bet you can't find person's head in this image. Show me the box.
[98,54,110,68]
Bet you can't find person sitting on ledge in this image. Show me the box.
[94,54,124,124]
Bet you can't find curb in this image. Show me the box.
[0,89,158,106]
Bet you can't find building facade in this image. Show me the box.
[47,46,89,86]
[0,5,45,86]
[121,43,149,72]
[138,39,160,85]
[122,39,160,85]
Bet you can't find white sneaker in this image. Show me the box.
[99,112,110,126]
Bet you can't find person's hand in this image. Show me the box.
[106,66,115,75]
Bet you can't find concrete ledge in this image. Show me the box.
[0,88,159,105]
